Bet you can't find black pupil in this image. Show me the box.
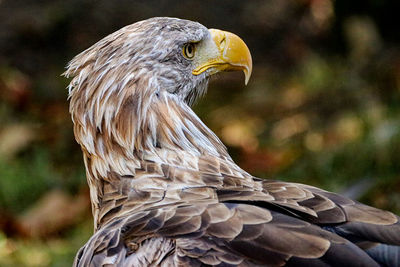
[187,45,192,55]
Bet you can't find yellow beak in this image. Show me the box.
[192,29,253,85]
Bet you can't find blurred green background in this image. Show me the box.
[0,0,399,266]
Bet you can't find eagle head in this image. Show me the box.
[64,17,251,160]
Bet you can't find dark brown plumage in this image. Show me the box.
[65,17,400,266]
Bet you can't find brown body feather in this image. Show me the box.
[65,17,400,266]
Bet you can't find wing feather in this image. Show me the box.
[76,156,400,266]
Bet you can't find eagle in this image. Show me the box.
[64,17,400,266]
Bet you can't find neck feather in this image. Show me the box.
[69,74,229,159]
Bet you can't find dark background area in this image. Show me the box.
[0,0,399,265]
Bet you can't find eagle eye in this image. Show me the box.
[182,43,195,59]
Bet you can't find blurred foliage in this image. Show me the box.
[0,0,399,265]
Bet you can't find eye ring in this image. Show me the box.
[182,43,196,59]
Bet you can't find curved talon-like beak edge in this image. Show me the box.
[193,29,253,85]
